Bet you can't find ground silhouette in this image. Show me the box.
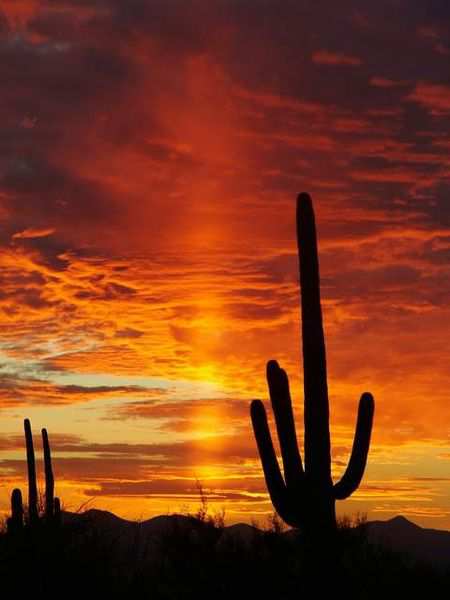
[1,508,450,598]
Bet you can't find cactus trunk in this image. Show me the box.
[297,194,331,482]
[297,193,335,531]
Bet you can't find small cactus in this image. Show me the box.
[251,193,374,532]
[54,497,61,526]
[7,488,24,534]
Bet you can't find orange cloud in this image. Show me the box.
[12,227,55,240]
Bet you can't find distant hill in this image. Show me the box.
[365,515,450,568]
[62,509,216,560]
[61,510,450,568]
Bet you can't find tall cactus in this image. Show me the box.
[24,418,39,525]
[42,428,55,521]
[251,193,374,532]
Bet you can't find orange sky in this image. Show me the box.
[1,1,450,529]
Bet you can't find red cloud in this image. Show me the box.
[407,82,450,115]
[312,50,362,66]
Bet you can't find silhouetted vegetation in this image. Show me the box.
[6,419,61,534]
[251,193,374,533]
[1,507,449,598]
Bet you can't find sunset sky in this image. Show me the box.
[1,0,450,529]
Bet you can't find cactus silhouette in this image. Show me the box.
[42,427,55,521]
[24,417,39,525]
[250,193,374,532]
[7,419,61,530]
[53,496,61,526]
[7,488,24,534]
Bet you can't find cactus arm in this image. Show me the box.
[333,392,375,500]
[296,193,331,482]
[24,418,39,524]
[266,360,304,486]
[42,428,55,520]
[250,400,288,516]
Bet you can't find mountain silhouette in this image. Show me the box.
[60,509,450,569]
[366,516,450,568]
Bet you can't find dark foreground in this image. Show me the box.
[1,511,449,599]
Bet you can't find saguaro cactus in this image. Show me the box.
[24,418,39,525]
[14,419,61,528]
[251,193,374,532]
[54,497,61,526]
[42,428,55,521]
[7,488,24,534]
